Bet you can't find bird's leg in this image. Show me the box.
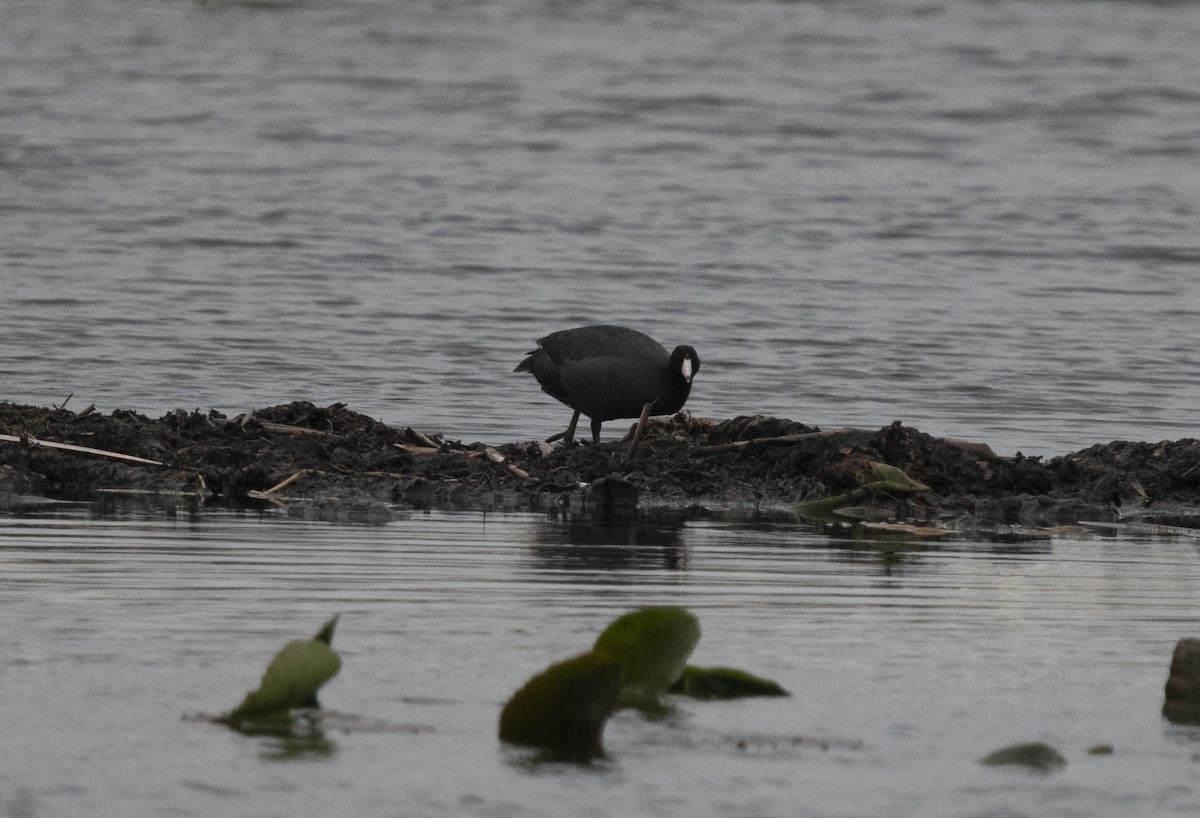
[590,416,603,444]
[548,409,581,445]
[624,402,654,462]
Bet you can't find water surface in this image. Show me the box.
[5,4,1200,814]
[4,0,1200,454]
[3,508,1200,816]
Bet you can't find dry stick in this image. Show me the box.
[403,428,440,449]
[624,402,654,463]
[94,487,206,498]
[396,443,439,456]
[688,427,871,457]
[259,421,329,436]
[259,469,317,496]
[245,468,320,506]
[941,438,999,459]
[0,433,164,466]
[485,447,531,480]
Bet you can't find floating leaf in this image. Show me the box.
[593,606,701,707]
[498,651,623,762]
[979,741,1066,771]
[220,616,342,725]
[670,665,789,700]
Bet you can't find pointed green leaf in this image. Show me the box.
[313,614,339,646]
[593,606,701,707]
[671,665,789,700]
[222,627,342,723]
[499,651,623,761]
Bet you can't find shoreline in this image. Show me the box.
[2,399,1197,533]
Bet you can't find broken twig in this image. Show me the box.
[259,469,317,496]
[94,487,206,498]
[396,443,439,456]
[0,433,163,466]
[260,421,329,437]
[403,427,440,449]
[689,427,869,457]
[485,447,531,480]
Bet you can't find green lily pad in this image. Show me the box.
[593,606,701,707]
[221,615,342,725]
[979,741,1067,771]
[498,651,623,762]
[670,665,789,700]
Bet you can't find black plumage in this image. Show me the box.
[514,324,700,444]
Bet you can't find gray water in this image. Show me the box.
[4,0,1200,455]
[2,509,1200,817]
[5,2,1200,815]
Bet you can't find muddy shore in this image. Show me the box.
[2,399,1198,532]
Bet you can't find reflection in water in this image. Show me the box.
[187,709,339,761]
[86,492,206,522]
[799,521,1055,576]
[260,733,337,762]
[249,715,338,762]
[529,513,688,573]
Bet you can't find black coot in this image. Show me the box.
[514,324,700,444]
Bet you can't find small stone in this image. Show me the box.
[979,741,1067,771]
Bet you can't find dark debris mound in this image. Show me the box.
[2,400,1199,525]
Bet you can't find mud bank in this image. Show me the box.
[2,400,1198,530]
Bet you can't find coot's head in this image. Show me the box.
[670,345,700,386]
